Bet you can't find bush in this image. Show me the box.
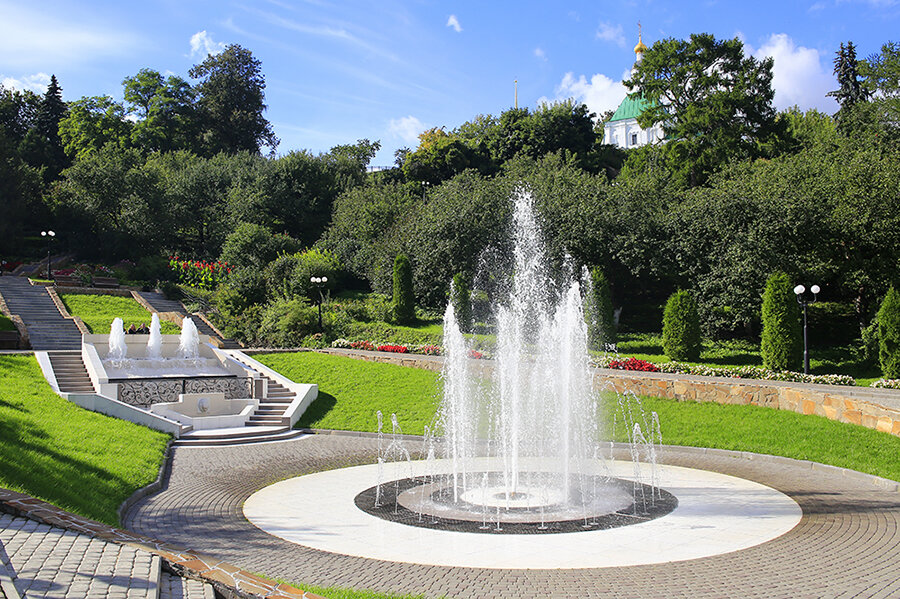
[219,222,302,271]
[391,253,415,324]
[877,286,900,378]
[257,297,319,347]
[662,290,701,361]
[760,272,801,371]
[587,267,615,347]
[859,318,880,367]
[451,273,472,333]
[265,248,342,301]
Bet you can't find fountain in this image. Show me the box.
[108,317,127,364]
[359,189,673,533]
[242,188,804,568]
[146,313,162,360]
[177,317,200,360]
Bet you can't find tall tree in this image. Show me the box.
[57,96,132,160]
[19,75,69,180]
[189,45,279,156]
[123,69,200,153]
[827,41,870,129]
[624,33,781,186]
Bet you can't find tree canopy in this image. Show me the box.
[624,33,782,186]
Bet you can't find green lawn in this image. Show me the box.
[0,355,170,525]
[59,293,181,334]
[257,352,441,434]
[260,351,900,482]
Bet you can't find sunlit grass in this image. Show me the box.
[260,351,900,482]
[60,293,181,334]
[0,355,170,525]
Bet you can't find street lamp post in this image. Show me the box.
[310,276,328,332]
[793,283,820,374]
[41,230,55,281]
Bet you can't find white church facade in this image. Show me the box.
[602,32,665,150]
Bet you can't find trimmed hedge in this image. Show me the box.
[878,286,900,378]
[761,272,801,372]
[588,267,615,347]
[451,273,472,333]
[662,290,701,361]
[391,254,415,324]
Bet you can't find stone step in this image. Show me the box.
[173,428,303,447]
[177,425,290,441]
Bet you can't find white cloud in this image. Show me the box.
[1,72,50,93]
[190,31,226,58]
[389,115,425,145]
[751,33,837,112]
[534,47,547,61]
[0,2,137,70]
[540,72,628,118]
[596,21,625,47]
[447,15,462,33]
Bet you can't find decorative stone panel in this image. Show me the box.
[116,376,251,407]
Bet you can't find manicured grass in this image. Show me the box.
[0,314,15,331]
[59,293,181,334]
[260,351,900,482]
[255,352,441,434]
[0,355,170,525]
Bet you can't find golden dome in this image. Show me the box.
[634,35,648,54]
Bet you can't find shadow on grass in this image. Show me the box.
[295,391,337,429]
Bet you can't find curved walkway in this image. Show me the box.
[124,434,900,599]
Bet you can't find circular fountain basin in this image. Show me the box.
[243,457,802,569]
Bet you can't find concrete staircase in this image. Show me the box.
[47,351,95,394]
[0,277,82,350]
[134,290,241,349]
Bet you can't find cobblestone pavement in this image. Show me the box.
[124,434,900,599]
[0,513,158,599]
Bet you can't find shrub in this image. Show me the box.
[257,297,319,347]
[391,253,415,324]
[265,248,342,300]
[662,290,701,361]
[877,286,900,378]
[761,272,801,371]
[451,273,473,333]
[587,267,616,347]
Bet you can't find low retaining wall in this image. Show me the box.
[318,348,900,438]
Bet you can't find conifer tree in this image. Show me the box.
[761,272,802,371]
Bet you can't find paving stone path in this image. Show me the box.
[0,513,159,599]
[124,434,900,599]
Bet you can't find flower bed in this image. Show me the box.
[331,339,491,359]
[872,379,900,389]
[607,357,660,372]
[168,256,231,289]
[377,344,409,354]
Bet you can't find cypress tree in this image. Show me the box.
[761,272,802,371]
[662,289,701,361]
[877,286,900,379]
[587,267,616,347]
[391,253,415,324]
[451,272,472,333]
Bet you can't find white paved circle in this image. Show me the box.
[243,458,802,569]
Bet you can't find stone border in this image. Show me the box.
[46,287,90,335]
[0,488,326,599]
[316,348,900,438]
[117,442,175,524]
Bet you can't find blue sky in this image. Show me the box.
[2,0,898,166]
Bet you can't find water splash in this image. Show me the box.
[146,314,162,360]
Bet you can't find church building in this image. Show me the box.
[602,32,665,149]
